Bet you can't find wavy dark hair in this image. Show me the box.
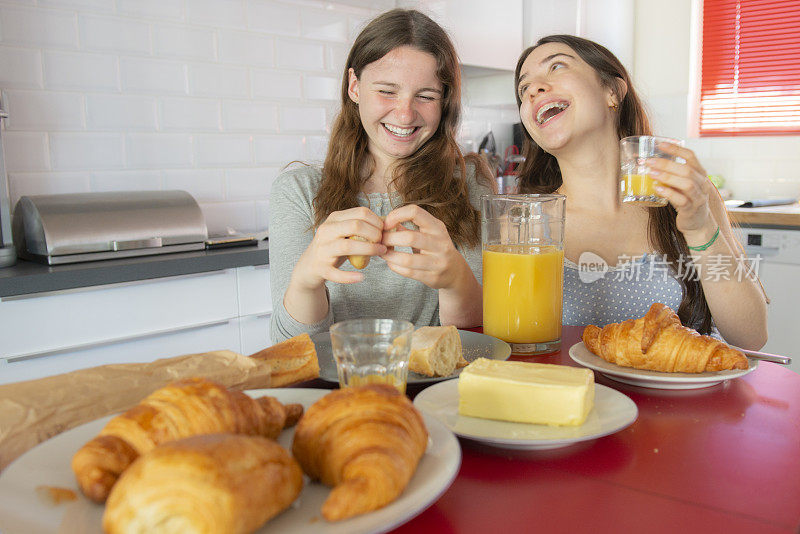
[312,9,491,248]
[514,34,712,333]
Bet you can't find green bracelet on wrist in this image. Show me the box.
[687,226,720,251]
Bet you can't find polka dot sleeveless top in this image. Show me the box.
[562,253,684,327]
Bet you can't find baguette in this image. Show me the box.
[0,334,319,472]
[249,332,320,387]
[408,326,466,377]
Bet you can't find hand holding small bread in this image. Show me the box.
[347,234,372,269]
[380,204,469,290]
[292,206,386,286]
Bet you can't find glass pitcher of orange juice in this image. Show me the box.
[481,194,565,355]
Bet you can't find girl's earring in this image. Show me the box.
[610,101,619,111]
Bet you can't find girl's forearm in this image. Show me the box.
[686,228,768,349]
[438,259,483,328]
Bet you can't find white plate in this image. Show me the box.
[0,388,461,534]
[413,379,637,450]
[313,329,511,385]
[568,341,758,390]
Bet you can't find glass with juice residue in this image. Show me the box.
[481,194,565,355]
[620,135,684,206]
[329,318,413,394]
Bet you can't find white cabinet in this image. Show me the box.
[398,0,524,71]
[1,270,238,360]
[0,266,273,385]
[523,0,634,70]
[0,320,242,385]
[758,262,800,375]
[236,264,273,356]
[239,315,272,356]
[738,227,800,375]
[399,0,634,71]
[237,264,270,317]
[523,0,579,44]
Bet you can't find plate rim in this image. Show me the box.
[312,329,512,385]
[568,341,758,387]
[0,387,462,534]
[413,379,638,450]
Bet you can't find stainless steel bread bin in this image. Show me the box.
[12,190,208,265]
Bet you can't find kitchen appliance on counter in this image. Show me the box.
[12,190,208,265]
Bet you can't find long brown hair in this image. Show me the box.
[313,9,489,248]
[514,35,712,333]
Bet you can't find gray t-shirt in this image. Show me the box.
[268,164,490,343]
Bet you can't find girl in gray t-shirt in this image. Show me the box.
[268,10,493,343]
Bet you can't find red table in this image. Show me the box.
[391,325,800,534]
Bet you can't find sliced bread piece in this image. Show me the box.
[408,326,463,377]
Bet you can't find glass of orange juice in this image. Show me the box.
[329,318,413,394]
[620,135,684,206]
[481,194,565,355]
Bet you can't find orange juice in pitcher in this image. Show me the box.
[483,245,564,344]
[481,194,565,354]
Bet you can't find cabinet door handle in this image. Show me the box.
[745,246,780,258]
[3,318,233,363]
[1,269,232,302]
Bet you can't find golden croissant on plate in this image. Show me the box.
[71,377,303,503]
[291,384,428,521]
[103,433,303,534]
[582,303,748,373]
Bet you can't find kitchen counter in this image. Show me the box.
[0,240,268,299]
[727,202,800,228]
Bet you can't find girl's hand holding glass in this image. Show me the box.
[647,142,717,238]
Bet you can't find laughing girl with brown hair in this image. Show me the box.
[514,35,767,349]
[268,9,493,342]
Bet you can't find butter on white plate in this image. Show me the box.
[457,358,595,426]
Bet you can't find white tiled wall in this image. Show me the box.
[0,0,394,234]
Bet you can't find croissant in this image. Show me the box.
[582,303,749,373]
[291,384,428,521]
[71,377,303,503]
[103,433,303,534]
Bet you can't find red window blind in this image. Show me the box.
[700,0,800,136]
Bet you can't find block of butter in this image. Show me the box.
[458,358,595,426]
